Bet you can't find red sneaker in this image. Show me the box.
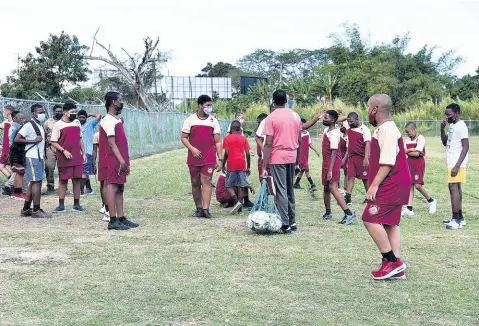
[11,193,26,201]
[371,258,406,280]
[389,271,406,280]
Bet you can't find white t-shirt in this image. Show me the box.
[446,120,469,168]
[19,119,45,159]
[255,119,266,156]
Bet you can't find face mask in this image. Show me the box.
[447,117,456,124]
[349,123,357,129]
[368,111,377,127]
[69,114,77,122]
[408,133,415,140]
[37,113,46,123]
[54,113,63,120]
[204,107,213,115]
[117,102,124,114]
[322,120,331,127]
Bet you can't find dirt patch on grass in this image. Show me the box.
[0,247,69,272]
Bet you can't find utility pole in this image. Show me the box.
[16,53,20,75]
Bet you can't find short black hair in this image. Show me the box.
[301,118,307,124]
[77,110,88,117]
[12,110,20,118]
[326,110,339,123]
[446,103,461,114]
[63,101,77,111]
[53,104,63,110]
[31,103,43,113]
[105,91,121,110]
[230,120,241,131]
[4,105,15,113]
[347,112,359,120]
[197,95,212,105]
[257,113,268,121]
[405,122,416,129]
[272,89,287,106]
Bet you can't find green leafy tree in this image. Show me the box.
[197,62,236,77]
[0,31,90,99]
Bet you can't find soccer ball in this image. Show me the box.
[247,211,270,231]
[267,213,282,233]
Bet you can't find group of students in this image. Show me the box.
[180,91,469,280]
[0,92,138,230]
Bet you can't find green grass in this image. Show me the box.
[1,137,478,326]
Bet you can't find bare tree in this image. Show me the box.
[85,30,170,111]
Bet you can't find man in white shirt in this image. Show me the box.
[440,103,469,230]
[14,104,52,218]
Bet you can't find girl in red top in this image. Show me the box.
[0,105,14,194]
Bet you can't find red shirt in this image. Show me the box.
[322,128,342,169]
[182,113,221,166]
[216,174,234,203]
[347,124,372,158]
[51,119,83,167]
[100,114,130,166]
[223,133,250,171]
[1,121,11,156]
[368,121,410,206]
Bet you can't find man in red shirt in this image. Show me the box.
[50,102,87,213]
[262,90,303,234]
[101,92,139,230]
[182,95,223,219]
[344,112,371,205]
[321,110,356,225]
[363,94,410,280]
[222,120,251,214]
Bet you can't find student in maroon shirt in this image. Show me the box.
[101,92,139,230]
[363,94,410,280]
[50,102,87,213]
[181,95,223,219]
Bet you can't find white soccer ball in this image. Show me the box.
[267,213,282,233]
[247,211,270,231]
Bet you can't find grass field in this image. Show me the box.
[0,137,478,326]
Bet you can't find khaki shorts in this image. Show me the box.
[448,168,466,184]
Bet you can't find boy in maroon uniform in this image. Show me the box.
[181,95,223,219]
[101,92,138,230]
[363,94,410,280]
[321,110,357,225]
[222,120,251,214]
[51,102,87,213]
[0,105,14,195]
[294,118,320,191]
[344,112,371,205]
[402,122,437,216]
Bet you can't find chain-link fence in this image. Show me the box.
[241,119,479,138]
[0,97,231,159]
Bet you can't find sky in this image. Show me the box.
[0,0,478,84]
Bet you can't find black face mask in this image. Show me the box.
[116,103,124,114]
[54,113,63,120]
[447,117,456,124]
[349,123,357,129]
[69,114,77,122]
[322,120,331,127]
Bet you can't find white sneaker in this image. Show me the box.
[428,199,437,214]
[339,188,346,197]
[401,208,414,217]
[99,206,106,214]
[446,218,464,230]
[443,218,466,226]
[102,213,110,222]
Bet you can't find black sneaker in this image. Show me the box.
[280,225,292,234]
[345,197,352,206]
[20,208,32,217]
[43,186,55,196]
[192,208,204,218]
[243,200,255,208]
[108,220,130,230]
[290,223,298,231]
[2,186,12,196]
[202,209,214,219]
[293,184,302,189]
[120,218,139,228]
[81,188,94,196]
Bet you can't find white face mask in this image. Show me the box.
[204,106,213,115]
[36,113,46,123]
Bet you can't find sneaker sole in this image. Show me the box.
[343,216,358,225]
[52,210,67,214]
[72,209,85,213]
[230,203,242,215]
[372,263,406,280]
[388,275,406,280]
